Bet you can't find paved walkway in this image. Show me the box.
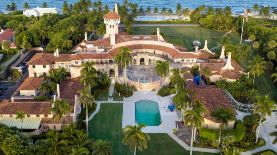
[108,79,115,101]
[168,133,220,153]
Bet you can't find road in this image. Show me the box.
[119,24,199,27]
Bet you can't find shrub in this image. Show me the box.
[225,121,245,142]
[34,96,48,101]
[243,114,260,132]
[157,84,175,96]
[199,128,219,142]
[114,83,135,97]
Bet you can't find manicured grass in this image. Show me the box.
[254,150,277,155]
[94,87,109,101]
[89,104,216,155]
[132,26,240,51]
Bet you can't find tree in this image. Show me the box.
[176,3,182,15]
[69,129,93,154]
[23,2,30,10]
[36,130,63,155]
[6,2,17,11]
[271,67,277,83]
[51,99,71,127]
[170,68,185,91]
[62,39,73,50]
[16,111,26,132]
[80,61,98,92]
[79,86,95,135]
[49,67,68,84]
[63,0,70,14]
[249,56,266,84]
[154,7,158,14]
[146,7,151,14]
[139,7,144,15]
[41,2,48,8]
[155,60,169,85]
[115,47,132,85]
[122,125,150,155]
[253,4,260,14]
[92,140,112,155]
[254,95,274,143]
[211,107,235,146]
[267,51,276,60]
[183,100,206,155]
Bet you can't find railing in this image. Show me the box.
[131,52,171,61]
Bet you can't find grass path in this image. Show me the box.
[89,104,215,155]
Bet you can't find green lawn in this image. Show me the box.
[254,150,277,155]
[89,104,216,155]
[132,26,240,51]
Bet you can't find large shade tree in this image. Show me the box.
[183,100,207,155]
[254,95,274,143]
[122,124,150,155]
[155,60,169,85]
[115,47,132,84]
[211,107,235,146]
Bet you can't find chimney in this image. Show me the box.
[157,27,160,42]
[203,40,208,50]
[110,34,116,45]
[222,52,234,70]
[220,46,225,59]
[53,95,56,101]
[195,46,199,53]
[84,32,88,41]
[115,3,118,14]
[56,84,60,98]
[54,48,59,57]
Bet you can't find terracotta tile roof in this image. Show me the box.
[0,28,15,42]
[18,77,44,91]
[0,100,52,115]
[104,11,120,19]
[41,115,73,124]
[186,81,235,122]
[109,44,200,59]
[88,37,111,47]
[60,78,83,112]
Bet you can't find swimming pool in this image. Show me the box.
[135,100,161,126]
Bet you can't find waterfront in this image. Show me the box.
[0,0,276,14]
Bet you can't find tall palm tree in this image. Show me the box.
[254,95,274,143]
[70,130,93,154]
[170,68,185,91]
[155,60,169,85]
[79,86,95,135]
[15,111,26,132]
[211,107,235,146]
[51,99,71,128]
[92,140,112,155]
[122,124,150,155]
[115,47,132,84]
[80,61,98,93]
[249,56,266,84]
[49,67,68,84]
[183,100,206,155]
[37,130,62,155]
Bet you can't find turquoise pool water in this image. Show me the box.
[135,100,161,126]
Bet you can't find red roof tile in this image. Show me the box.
[0,28,15,42]
[104,11,120,19]
[18,77,44,91]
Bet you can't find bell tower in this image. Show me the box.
[104,3,121,44]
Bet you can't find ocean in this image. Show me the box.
[0,0,276,14]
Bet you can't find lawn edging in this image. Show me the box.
[168,133,220,153]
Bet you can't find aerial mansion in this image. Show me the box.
[0,4,245,131]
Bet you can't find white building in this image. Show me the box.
[23,7,58,17]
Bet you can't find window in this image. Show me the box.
[43,65,46,68]
[43,72,46,76]
[36,114,40,117]
[32,65,35,68]
[9,114,13,117]
[27,114,30,117]
[75,61,78,64]
[44,114,48,117]
[34,72,37,77]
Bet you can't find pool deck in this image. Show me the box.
[122,91,179,133]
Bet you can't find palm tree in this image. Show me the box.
[23,2,30,10]
[170,68,185,91]
[115,47,132,84]
[70,130,93,154]
[49,67,68,84]
[254,95,274,143]
[122,124,150,155]
[79,86,95,135]
[211,107,235,146]
[80,61,98,92]
[62,40,73,50]
[249,56,266,84]
[92,140,112,155]
[271,67,277,83]
[155,60,169,85]
[183,100,206,155]
[37,130,62,155]
[51,99,71,128]
[16,111,26,132]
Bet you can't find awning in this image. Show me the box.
[0,117,42,130]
